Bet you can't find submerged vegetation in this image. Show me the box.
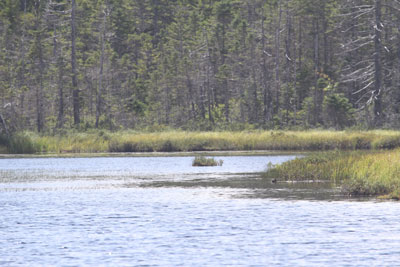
[2,130,400,154]
[192,156,223,167]
[264,150,400,199]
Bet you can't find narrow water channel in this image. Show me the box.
[1,155,399,266]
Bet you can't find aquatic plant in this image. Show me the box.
[192,156,223,167]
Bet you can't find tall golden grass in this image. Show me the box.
[10,129,400,153]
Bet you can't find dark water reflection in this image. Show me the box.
[1,155,399,266]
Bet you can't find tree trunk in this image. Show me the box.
[261,4,272,124]
[54,23,65,129]
[274,1,283,117]
[71,0,80,125]
[220,24,230,122]
[34,1,44,132]
[373,0,383,126]
[96,7,107,128]
[0,114,10,137]
[284,0,292,125]
[313,19,320,126]
[250,34,258,123]
[204,29,214,124]
[56,55,65,129]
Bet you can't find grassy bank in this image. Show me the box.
[3,130,400,154]
[263,150,400,199]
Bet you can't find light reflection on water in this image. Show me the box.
[1,155,399,266]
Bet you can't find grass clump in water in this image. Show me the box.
[192,156,223,167]
[264,150,400,199]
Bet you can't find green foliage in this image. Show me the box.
[0,133,42,154]
[323,94,355,129]
[300,97,314,127]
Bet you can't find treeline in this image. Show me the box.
[1,0,400,133]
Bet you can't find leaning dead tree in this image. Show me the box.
[0,113,10,137]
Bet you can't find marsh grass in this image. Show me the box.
[264,149,400,199]
[192,156,223,167]
[4,130,400,154]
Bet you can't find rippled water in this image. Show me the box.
[1,155,399,266]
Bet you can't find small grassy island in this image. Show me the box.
[192,156,223,167]
[1,129,400,199]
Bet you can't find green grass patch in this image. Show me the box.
[192,156,223,167]
[263,149,400,199]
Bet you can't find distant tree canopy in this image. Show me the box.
[1,0,400,132]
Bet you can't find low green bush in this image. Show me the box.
[3,133,42,154]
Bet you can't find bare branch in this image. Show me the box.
[353,81,374,94]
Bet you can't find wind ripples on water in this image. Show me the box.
[1,155,399,266]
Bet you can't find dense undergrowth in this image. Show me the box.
[263,150,400,199]
[2,129,400,154]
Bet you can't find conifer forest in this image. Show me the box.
[1,0,400,133]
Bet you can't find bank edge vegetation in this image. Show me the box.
[263,150,400,200]
[1,130,400,198]
[1,130,400,154]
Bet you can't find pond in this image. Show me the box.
[1,155,399,266]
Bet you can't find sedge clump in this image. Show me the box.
[192,156,223,167]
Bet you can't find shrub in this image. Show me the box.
[7,133,40,154]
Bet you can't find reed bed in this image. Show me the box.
[3,130,400,154]
[263,149,400,199]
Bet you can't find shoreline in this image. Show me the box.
[0,150,304,159]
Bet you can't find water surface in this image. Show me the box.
[1,155,399,266]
